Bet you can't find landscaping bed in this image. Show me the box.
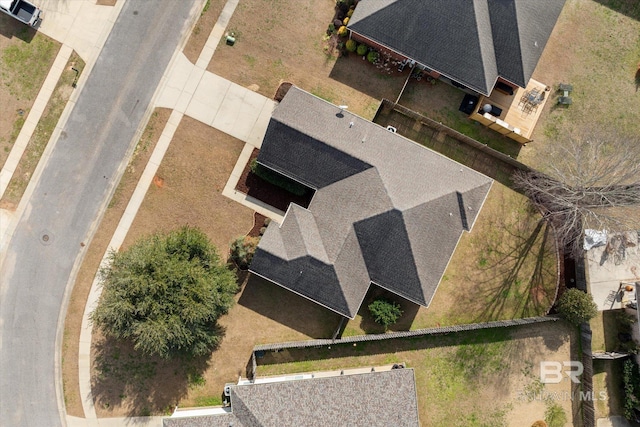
[234,148,314,212]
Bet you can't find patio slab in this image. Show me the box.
[586,232,640,311]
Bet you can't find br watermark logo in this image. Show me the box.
[540,361,583,384]
[515,361,608,402]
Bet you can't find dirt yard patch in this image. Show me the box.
[257,321,577,427]
[207,0,407,118]
[119,116,254,251]
[0,15,60,169]
[90,117,342,416]
[62,108,171,417]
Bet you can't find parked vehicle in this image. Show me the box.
[0,0,42,27]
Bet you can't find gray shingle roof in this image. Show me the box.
[348,0,566,95]
[163,368,420,427]
[249,87,492,318]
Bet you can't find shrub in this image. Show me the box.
[229,236,260,270]
[327,23,335,34]
[342,17,350,26]
[368,298,403,328]
[345,39,357,52]
[333,18,343,29]
[337,26,347,37]
[347,8,354,18]
[356,43,368,56]
[531,422,547,427]
[623,359,640,420]
[556,288,598,326]
[250,159,309,196]
[367,50,378,63]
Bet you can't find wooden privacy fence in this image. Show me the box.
[249,315,560,379]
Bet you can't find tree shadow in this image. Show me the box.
[0,14,37,42]
[237,274,343,338]
[593,0,640,20]
[91,334,211,417]
[460,217,559,323]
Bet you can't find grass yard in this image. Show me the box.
[343,183,559,336]
[520,0,640,168]
[257,321,577,427]
[0,51,85,209]
[207,0,406,118]
[90,117,343,417]
[0,15,60,169]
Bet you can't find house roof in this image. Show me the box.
[249,87,492,318]
[347,0,566,95]
[163,368,420,427]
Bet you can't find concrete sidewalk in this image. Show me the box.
[0,0,124,249]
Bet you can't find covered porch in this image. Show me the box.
[466,78,550,144]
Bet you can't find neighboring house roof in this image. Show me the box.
[163,368,420,427]
[347,0,566,95]
[249,87,493,318]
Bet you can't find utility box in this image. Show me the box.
[225,35,236,46]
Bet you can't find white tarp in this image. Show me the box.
[584,229,608,250]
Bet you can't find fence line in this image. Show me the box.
[580,322,595,427]
[380,99,533,172]
[253,315,559,353]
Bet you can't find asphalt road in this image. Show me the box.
[0,1,198,425]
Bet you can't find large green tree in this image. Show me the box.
[91,226,237,358]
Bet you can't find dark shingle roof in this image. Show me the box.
[249,87,492,318]
[163,368,420,427]
[348,0,566,95]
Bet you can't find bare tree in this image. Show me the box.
[513,133,640,258]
